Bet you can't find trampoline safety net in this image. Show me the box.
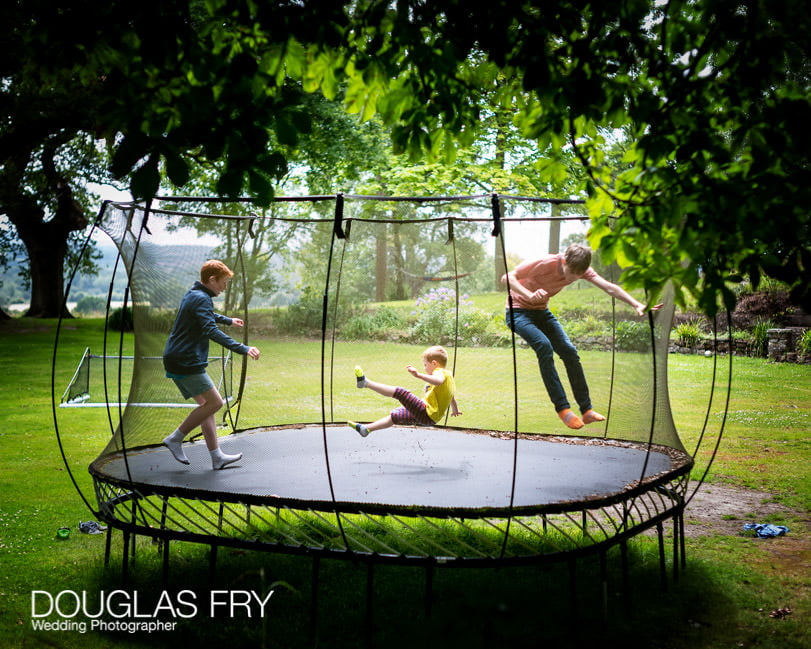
[54,195,693,565]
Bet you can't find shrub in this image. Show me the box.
[797,329,811,356]
[732,288,793,329]
[74,295,108,315]
[674,321,702,347]
[409,287,471,344]
[458,308,511,347]
[560,314,610,341]
[750,317,775,357]
[408,288,509,347]
[614,320,650,352]
[342,306,407,341]
[109,306,133,331]
[274,286,359,336]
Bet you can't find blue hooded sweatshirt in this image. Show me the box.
[163,281,250,375]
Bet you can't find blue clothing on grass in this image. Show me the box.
[743,523,789,538]
[163,281,249,376]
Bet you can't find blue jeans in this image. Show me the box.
[505,309,591,414]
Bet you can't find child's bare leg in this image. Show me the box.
[355,366,398,397]
[349,414,393,437]
[366,415,394,432]
[193,405,220,451]
[179,388,224,442]
[362,378,397,398]
[165,388,241,469]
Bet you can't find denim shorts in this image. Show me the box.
[168,371,215,400]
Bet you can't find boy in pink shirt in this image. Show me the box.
[502,244,657,430]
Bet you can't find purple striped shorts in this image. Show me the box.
[390,387,435,426]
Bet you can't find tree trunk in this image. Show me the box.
[7,181,87,319]
[392,224,406,301]
[375,225,387,302]
[548,202,561,254]
[21,222,72,318]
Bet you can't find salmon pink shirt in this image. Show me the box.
[506,254,599,310]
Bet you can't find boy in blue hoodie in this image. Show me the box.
[162,260,260,470]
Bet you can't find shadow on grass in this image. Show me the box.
[59,536,745,649]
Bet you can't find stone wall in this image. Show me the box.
[668,328,810,363]
[767,328,809,363]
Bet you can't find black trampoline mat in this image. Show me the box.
[93,425,688,512]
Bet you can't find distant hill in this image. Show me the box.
[0,241,215,310]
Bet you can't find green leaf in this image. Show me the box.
[164,149,190,187]
[111,135,147,179]
[216,169,244,198]
[248,171,273,205]
[130,156,161,199]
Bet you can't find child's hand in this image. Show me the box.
[406,365,419,377]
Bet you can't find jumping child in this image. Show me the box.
[349,345,461,436]
[502,243,659,430]
[162,260,261,469]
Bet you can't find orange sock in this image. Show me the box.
[582,409,605,424]
[558,408,584,430]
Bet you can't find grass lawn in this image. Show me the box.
[0,316,809,649]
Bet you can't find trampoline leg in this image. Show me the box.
[162,539,170,588]
[309,556,320,647]
[365,563,374,649]
[620,540,631,615]
[209,545,218,586]
[122,530,130,585]
[425,563,434,620]
[104,526,112,568]
[657,522,667,591]
[671,515,679,583]
[568,558,578,625]
[600,551,608,626]
[160,497,169,540]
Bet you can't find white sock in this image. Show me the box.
[211,447,242,470]
[163,429,189,464]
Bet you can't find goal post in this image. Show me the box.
[60,348,236,409]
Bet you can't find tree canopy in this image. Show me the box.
[2,0,809,316]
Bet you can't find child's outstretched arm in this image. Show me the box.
[588,275,662,316]
[450,397,461,417]
[406,365,444,386]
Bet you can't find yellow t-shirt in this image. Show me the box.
[425,368,456,423]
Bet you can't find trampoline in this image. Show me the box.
[91,425,687,513]
[52,193,729,605]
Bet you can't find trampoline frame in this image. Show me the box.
[91,441,692,564]
[51,193,732,626]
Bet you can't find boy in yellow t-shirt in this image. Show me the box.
[349,345,461,437]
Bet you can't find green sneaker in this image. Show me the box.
[354,366,367,388]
